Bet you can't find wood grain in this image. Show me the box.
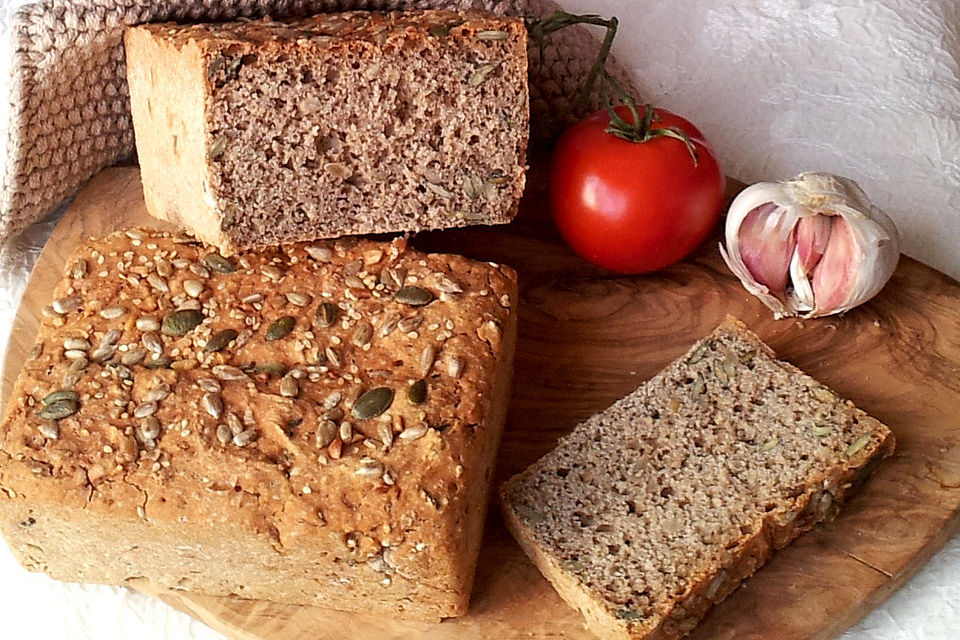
[3,165,960,640]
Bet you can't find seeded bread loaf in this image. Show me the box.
[0,229,517,620]
[124,10,529,255]
[500,317,895,640]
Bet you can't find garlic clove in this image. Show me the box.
[721,172,900,319]
[738,203,796,296]
[795,215,831,274]
[810,216,859,314]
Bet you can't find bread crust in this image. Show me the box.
[0,229,518,620]
[500,317,895,640]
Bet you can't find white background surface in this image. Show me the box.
[1,0,959,638]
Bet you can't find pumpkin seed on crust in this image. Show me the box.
[352,388,395,420]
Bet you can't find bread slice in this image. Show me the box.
[124,10,529,255]
[500,317,895,640]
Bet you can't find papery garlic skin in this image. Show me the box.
[720,172,900,319]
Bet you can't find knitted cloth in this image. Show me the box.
[0,0,635,244]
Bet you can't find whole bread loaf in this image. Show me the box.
[500,317,894,640]
[124,10,530,254]
[0,229,517,620]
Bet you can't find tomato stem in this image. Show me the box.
[526,11,700,166]
[605,99,700,166]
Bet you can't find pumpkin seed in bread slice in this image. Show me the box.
[500,316,894,640]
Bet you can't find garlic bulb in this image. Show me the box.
[720,172,900,318]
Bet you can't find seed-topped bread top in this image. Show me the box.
[501,318,894,639]
[0,229,516,563]
[150,9,523,50]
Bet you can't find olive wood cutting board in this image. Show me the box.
[3,165,960,640]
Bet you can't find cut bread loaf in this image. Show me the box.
[500,317,895,640]
[0,229,517,620]
[124,10,529,255]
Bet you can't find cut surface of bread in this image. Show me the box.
[500,317,895,640]
[125,10,529,254]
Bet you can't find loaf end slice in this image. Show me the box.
[0,230,518,620]
[500,317,895,640]
[125,10,529,254]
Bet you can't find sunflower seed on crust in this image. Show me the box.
[286,292,311,307]
[305,245,333,262]
[136,317,160,332]
[138,416,161,442]
[133,401,157,418]
[121,348,147,366]
[344,275,365,289]
[183,279,204,298]
[280,376,299,398]
[261,264,284,280]
[395,286,433,306]
[202,393,223,419]
[70,260,88,279]
[315,302,338,328]
[216,424,233,445]
[189,262,211,279]
[38,421,59,440]
[378,312,401,337]
[435,275,463,294]
[377,422,394,449]
[147,273,169,293]
[90,345,116,364]
[324,391,342,410]
[63,337,90,351]
[325,346,341,368]
[316,420,338,448]
[52,297,81,315]
[143,386,171,403]
[142,332,164,354]
[225,412,243,436]
[398,316,423,333]
[213,365,246,381]
[419,346,436,377]
[399,423,429,440]
[352,322,373,347]
[447,355,465,378]
[233,429,258,447]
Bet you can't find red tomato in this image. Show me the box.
[550,105,725,273]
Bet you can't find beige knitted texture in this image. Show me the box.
[1,0,637,245]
